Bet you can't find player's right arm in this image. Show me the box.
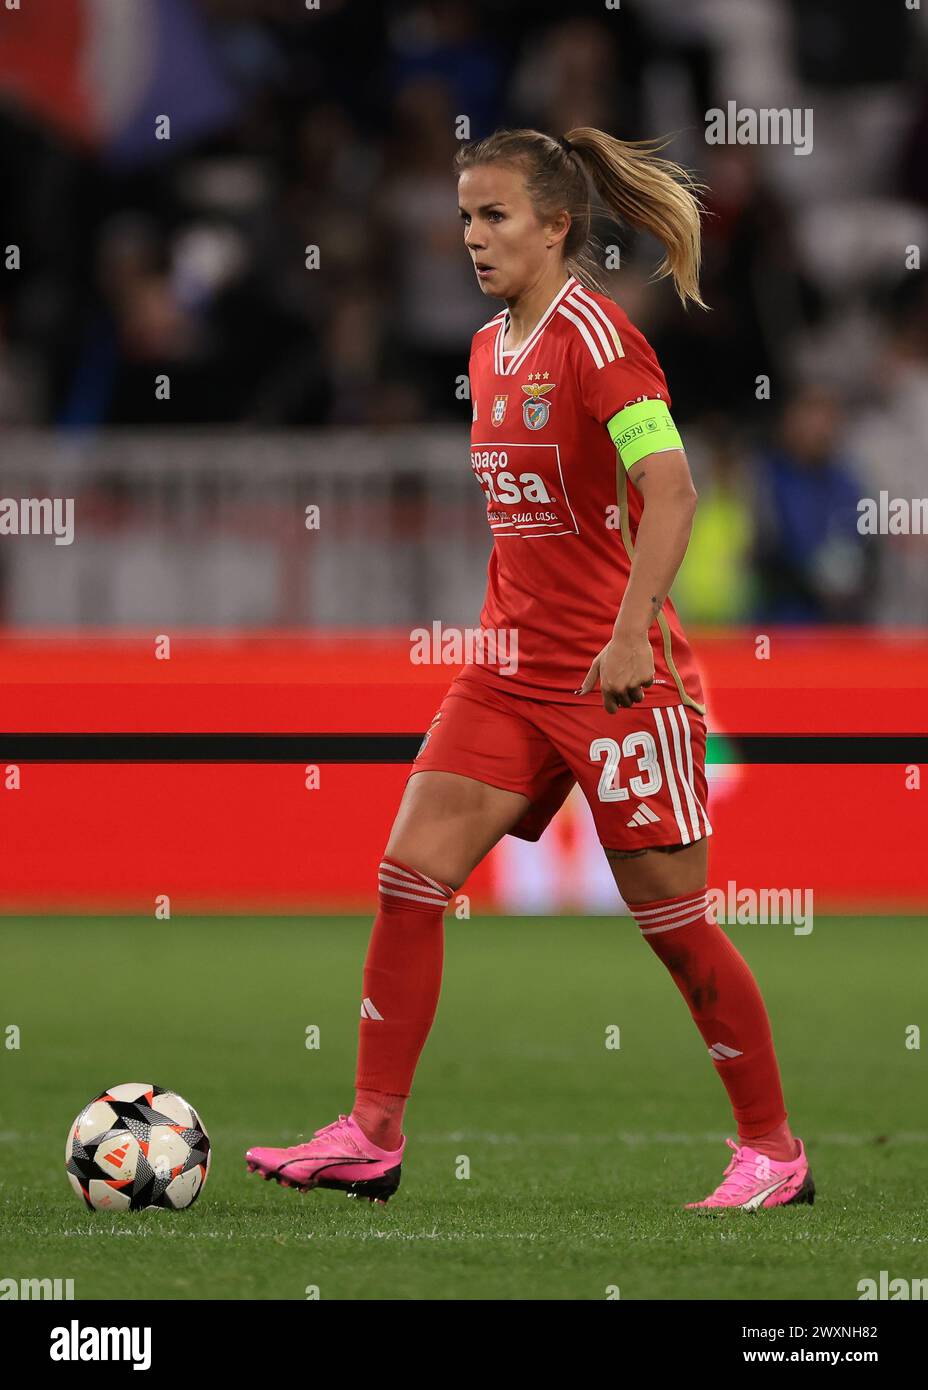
[595,446,698,710]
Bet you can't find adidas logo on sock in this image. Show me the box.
[708,1041,743,1061]
[360,997,383,1020]
[626,802,661,828]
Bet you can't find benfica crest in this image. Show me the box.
[491,394,508,427]
[521,379,556,430]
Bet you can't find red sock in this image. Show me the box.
[352,855,453,1150]
[628,889,795,1156]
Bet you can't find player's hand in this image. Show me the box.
[575,633,655,713]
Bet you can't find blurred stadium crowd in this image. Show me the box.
[1,0,928,627]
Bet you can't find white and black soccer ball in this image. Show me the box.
[65,1083,211,1212]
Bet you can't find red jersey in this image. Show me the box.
[461,273,705,711]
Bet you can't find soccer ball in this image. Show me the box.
[65,1082,211,1212]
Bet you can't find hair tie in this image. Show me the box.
[558,135,574,156]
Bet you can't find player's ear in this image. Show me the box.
[544,208,571,250]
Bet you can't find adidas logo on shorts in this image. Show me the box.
[626,802,661,829]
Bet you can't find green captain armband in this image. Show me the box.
[607,399,684,470]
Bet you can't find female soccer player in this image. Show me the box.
[247,127,814,1212]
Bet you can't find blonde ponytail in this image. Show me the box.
[565,127,707,309]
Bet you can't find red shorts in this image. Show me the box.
[409,671,712,852]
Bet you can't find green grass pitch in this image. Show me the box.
[0,916,925,1300]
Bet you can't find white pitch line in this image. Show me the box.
[47,1230,565,1242]
[45,1229,928,1244]
[6,1129,926,1147]
[200,1129,928,1148]
[414,1131,928,1147]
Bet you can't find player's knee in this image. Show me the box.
[379,849,461,899]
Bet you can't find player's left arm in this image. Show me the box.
[577,401,698,713]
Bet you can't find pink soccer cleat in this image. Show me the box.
[245,1114,404,1204]
[684,1137,815,1212]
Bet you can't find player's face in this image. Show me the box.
[458,165,559,299]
